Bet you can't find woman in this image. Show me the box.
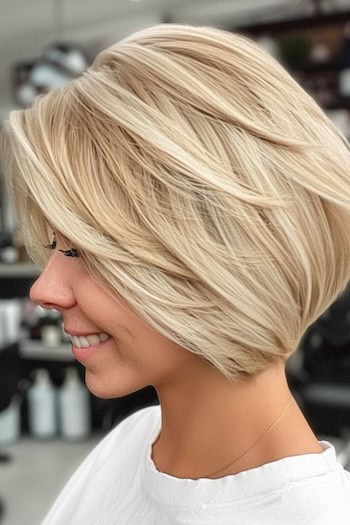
[2,23,350,524]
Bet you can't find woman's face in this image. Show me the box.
[29,231,193,398]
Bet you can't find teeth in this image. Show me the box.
[77,336,90,348]
[71,333,111,348]
[86,334,101,346]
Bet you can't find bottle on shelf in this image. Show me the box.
[40,309,62,347]
[0,232,18,264]
[58,367,91,440]
[27,368,57,439]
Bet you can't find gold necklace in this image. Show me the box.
[157,394,293,479]
[204,394,293,478]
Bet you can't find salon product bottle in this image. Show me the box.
[0,232,18,263]
[28,369,57,439]
[40,309,62,347]
[58,367,91,440]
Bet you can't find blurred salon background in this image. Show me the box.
[1,0,350,523]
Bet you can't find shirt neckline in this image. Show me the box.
[141,406,343,507]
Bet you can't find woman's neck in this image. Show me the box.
[152,360,323,480]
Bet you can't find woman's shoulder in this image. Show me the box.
[47,405,160,500]
[111,404,160,436]
[93,403,160,457]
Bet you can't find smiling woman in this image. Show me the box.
[1,22,350,525]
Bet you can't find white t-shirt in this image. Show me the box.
[42,405,350,524]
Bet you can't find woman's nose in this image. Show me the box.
[29,254,76,311]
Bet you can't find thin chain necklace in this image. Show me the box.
[204,394,293,478]
[157,394,293,479]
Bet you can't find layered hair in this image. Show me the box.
[2,24,350,383]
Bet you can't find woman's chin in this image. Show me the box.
[84,374,118,399]
[84,369,146,399]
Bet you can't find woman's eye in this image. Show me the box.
[58,248,80,258]
[43,238,80,258]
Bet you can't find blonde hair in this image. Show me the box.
[2,23,350,384]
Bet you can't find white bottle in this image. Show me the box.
[58,367,91,440]
[28,369,57,439]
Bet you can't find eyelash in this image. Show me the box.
[44,239,80,258]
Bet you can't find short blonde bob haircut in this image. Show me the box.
[2,24,350,384]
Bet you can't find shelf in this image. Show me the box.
[19,339,74,362]
[0,263,40,278]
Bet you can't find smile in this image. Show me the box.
[70,333,111,348]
